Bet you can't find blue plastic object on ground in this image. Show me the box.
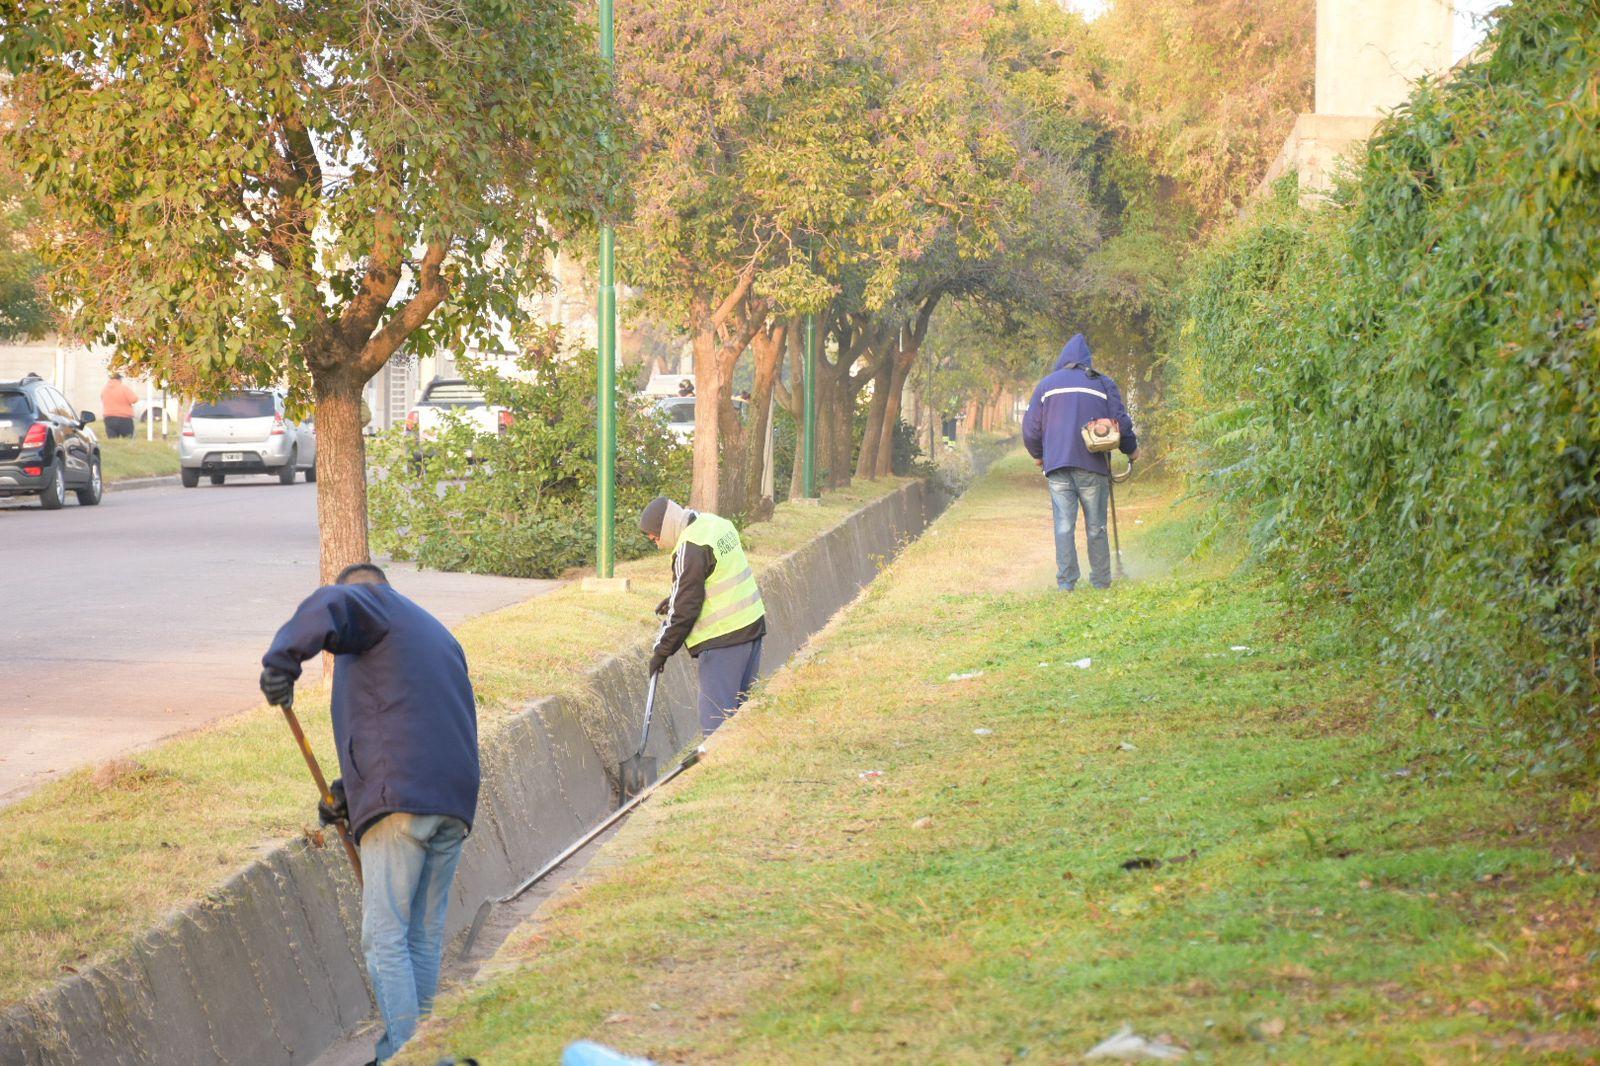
[561,1040,656,1066]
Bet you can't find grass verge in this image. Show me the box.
[402,454,1599,1064]
[99,437,181,482]
[0,475,910,1007]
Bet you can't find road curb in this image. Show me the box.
[106,474,180,492]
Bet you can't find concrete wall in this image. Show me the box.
[1258,0,1458,201]
[0,478,948,1066]
[1315,0,1453,118]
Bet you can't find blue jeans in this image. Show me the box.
[359,812,468,1062]
[1046,468,1111,590]
[695,636,762,735]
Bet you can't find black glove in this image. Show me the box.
[654,595,670,617]
[317,778,349,827]
[260,666,295,708]
[649,650,669,676]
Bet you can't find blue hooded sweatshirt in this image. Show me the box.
[263,583,479,842]
[1022,334,1137,477]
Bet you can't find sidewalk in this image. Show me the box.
[400,455,1597,1063]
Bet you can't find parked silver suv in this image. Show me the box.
[178,390,316,487]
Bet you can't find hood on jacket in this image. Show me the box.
[1053,334,1093,372]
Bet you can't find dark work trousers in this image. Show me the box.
[695,636,763,736]
[104,416,134,439]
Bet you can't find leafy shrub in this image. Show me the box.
[369,333,691,578]
[1172,0,1600,761]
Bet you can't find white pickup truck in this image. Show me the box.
[405,378,512,441]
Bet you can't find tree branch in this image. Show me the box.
[337,208,408,354]
[355,240,449,377]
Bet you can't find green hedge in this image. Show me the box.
[369,344,691,578]
[1172,0,1599,763]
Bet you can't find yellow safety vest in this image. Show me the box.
[681,512,765,649]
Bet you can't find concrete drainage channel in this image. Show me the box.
[0,475,967,1065]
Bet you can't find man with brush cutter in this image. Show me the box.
[640,495,767,736]
[1022,333,1137,592]
[258,562,479,1065]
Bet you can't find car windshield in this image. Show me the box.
[191,393,275,418]
[421,381,486,407]
[658,398,694,423]
[0,392,32,419]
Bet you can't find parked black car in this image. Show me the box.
[0,376,103,509]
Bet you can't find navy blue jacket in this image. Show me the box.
[262,584,479,843]
[1022,334,1137,477]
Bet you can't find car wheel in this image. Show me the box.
[76,454,103,506]
[181,467,200,488]
[278,450,298,485]
[39,459,67,510]
[210,472,226,485]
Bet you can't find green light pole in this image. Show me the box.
[595,0,617,578]
[802,312,818,498]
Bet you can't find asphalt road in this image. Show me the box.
[1,475,558,804]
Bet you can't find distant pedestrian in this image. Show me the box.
[100,374,138,439]
[677,378,695,397]
[640,496,766,735]
[1022,334,1137,591]
[258,564,479,1065]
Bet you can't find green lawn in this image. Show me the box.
[0,475,910,1007]
[98,436,181,482]
[402,454,1599,1064]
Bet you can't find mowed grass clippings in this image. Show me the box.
[0,477,909,1007]
[402,454,1599,1065]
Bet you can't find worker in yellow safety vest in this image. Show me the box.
[641,496,767,735]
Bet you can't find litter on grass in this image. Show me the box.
[562,1041,656,1066]
[1072,657,1093,669]
[946,670,984,682]
[1230,645,1253,652]
[1118,741,1138,752]
[1083,1025,1186,1061]
[858,770,884,780]
[973,728,994,736]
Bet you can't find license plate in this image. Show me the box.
[221,452,244,462]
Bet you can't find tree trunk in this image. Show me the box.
[717,386,751,518]
[313,371,370,585]
[856,350,892,480]
[830,375,856,489]
[875,299,935,478]
[740,321,786,514]
[689,325,722,512]
[873,351,914,478]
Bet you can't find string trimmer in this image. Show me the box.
[1083,419,1134,580]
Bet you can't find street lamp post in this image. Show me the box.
[595,0,617,579]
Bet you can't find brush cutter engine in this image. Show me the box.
[1081,417,1121,454]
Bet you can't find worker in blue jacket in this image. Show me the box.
[1022,334,1138,590]
[259,563,478,1065]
